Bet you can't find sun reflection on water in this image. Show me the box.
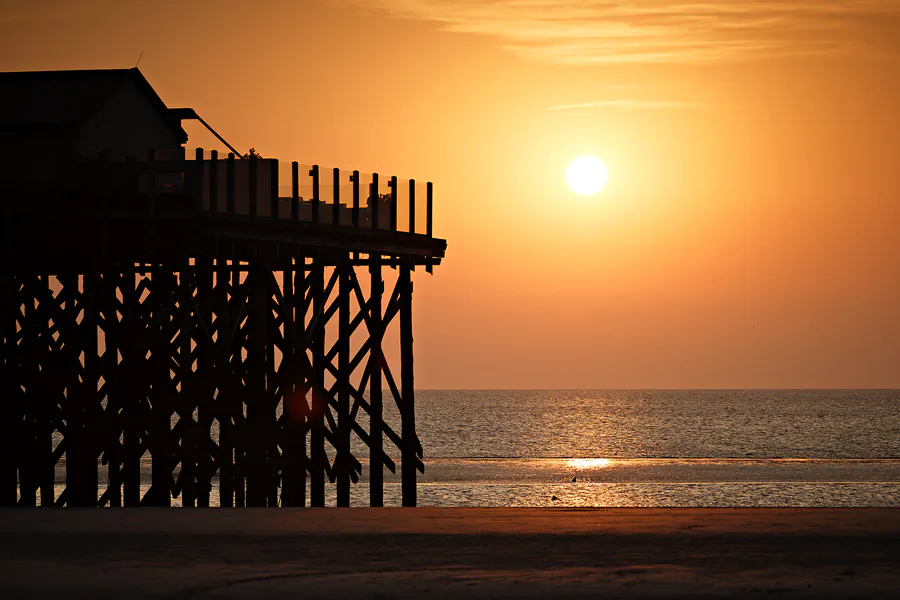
[566,458,612,470]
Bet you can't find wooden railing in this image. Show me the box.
[3,147,435,239]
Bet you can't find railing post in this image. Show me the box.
[249,155,258,218]
[332,167,341,226]
[226,153,235,215]
[270,160,280,219]
[351,171,360,227]
[389,176,398,231]
[409,179,416,234]
[291,162,299,222]
[371,173,379,230]
[426,181,433,273]
[194,148,204,214]
[310,165,320,224]
[209,150,218,214]
[426,182,433,238]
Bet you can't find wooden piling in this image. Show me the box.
[0,274,19,506]
[148,266,172,507]
[400,262,417,507]
[121,268,141,508]
[196,255,214,508]
[310,255,326,506]
[247,260,267,507]
[337,257,351,506]
[369,254,384,507]
[179,259,196,508]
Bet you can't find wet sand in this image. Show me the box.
[1,508,899,598]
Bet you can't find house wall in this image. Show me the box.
[0,127,79,185]
[80,80,182,161]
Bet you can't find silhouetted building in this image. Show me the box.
[0,68,187,185]
[1,66,445,510]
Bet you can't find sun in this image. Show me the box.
[566,156,608,196]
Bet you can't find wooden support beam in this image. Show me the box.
[16,277,37,507]
[310,255,326,506]
[148,266,172,507]
[400,262,416,507]
[281,255,305,507]
[214,256,234,508]
[120,269,142,507]
[264,264,278,509]
[246,260,268,507]
[336,258,351,506]
[197,256,215,508]
[369,254,384,507]
[99,273,121,508]
[37,276,54,507]
[70,270,101,506]
[178,259,196,508]
[0,274,19,506]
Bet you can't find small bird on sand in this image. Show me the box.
[572,476,577,482]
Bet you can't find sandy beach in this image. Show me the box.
[2,508,899,598]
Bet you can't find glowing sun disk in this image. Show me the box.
[566,156,608,195]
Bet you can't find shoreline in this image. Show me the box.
[2,508,900,598]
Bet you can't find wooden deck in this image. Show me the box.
[1,153,447,270]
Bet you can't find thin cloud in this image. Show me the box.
[350,1,900,65]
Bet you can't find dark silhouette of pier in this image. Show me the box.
[0,68,446,507]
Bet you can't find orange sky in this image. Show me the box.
[2,0,899,388]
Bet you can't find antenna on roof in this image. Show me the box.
[134,52,144,68]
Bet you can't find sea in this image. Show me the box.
[402,389,900,508]
[48,389,900,507]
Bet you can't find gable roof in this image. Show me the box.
[0,68,187,142]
